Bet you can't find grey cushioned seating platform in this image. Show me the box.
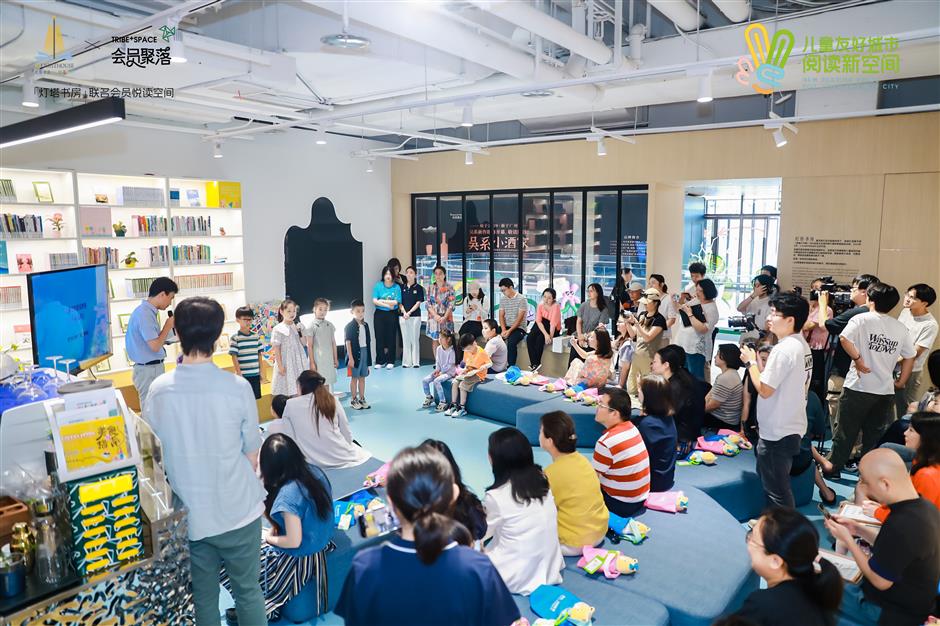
[441,376,551,425]
[675,449,816,521]
[561,484,758,626]
[516,394,605,448]
[512,575,670,626]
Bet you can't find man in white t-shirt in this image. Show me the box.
[826,282,916,475]
[737,274,776,341]
[682,261,707,301]
[895,283,938,418]
[740,292,813,507]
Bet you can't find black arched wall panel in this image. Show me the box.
[284,197,363,313]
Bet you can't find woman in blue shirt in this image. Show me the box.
[223,433,334,623]
[636,374,678,493]
[372,266,403,369]
[336,446,520,626]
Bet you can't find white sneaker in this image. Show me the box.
[453,407,468,418]
[350,398,362,410]
[443,405,456,416]
[359,398,371,409]
[386,363,394,369]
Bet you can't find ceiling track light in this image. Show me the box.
[596,138,607,157]
[460,103,474,128]
[21,74,38,108]
[697,73,713,103]
[366,157,375,173]
[464,151,474,165]
[772,128,787,148]
[315,126,328,145]
[212,139,223,158]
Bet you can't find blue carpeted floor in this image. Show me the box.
[219,364,859,625]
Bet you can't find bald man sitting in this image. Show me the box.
[825,448,940,626]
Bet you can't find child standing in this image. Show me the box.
[305,298,338,391]
[271,299,308,396]
[230,306,263,399]
[421,329,456,411]
[445,332,492,418]
[344,299,372,410]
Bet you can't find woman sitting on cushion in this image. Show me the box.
[567,327,614,389]
[222,434,333,623]
[539,411,608,556]
[704,343,745,431]
[635,374,678,492]
[420,439,488,543]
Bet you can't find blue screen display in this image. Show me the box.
[29,265,111,371]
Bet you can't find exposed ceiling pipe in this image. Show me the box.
[646,0,703,32]
[300,0,599,101]
[468,0,614,65]
[711,0,752,23]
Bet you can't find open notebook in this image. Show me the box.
[818,549,863,583]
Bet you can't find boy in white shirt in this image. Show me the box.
[740,292,813,507]
[826,283,916,476]
[896,283,938,417]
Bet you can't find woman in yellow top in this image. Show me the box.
[539,411,609,555]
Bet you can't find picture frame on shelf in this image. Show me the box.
[16,253,33,273]
[32,181,54,203]
[186,189,201,207]
[0,178,16,203]
[108,279,115,299]
[93,358,112,373]
[118,313,131,334]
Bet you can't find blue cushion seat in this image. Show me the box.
[516,394,604,448]
[675,449,815,521]
[441,376,552,425]
[563,484,758,626]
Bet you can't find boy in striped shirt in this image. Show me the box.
[230,306,263,399]
[592,387,651,517]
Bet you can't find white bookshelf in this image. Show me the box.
[0,168,246,373]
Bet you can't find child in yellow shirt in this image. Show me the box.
[445,333,492,418]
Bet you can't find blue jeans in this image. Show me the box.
[422,372,452,402]
[838,583,881,625]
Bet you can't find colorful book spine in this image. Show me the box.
[170,215,211,236]
[171,244,211,265]
[0,285,22,308]
[0,213,44,239]
[49,252,80,269]
[83,247,120,269]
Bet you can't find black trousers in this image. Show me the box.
[809,348,827,407]
[505,328,526,367]
[458,320,483,339]
[525,319,557,368]
[374,309,399,366]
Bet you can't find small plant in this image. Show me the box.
[46,213,65,232]
[123,251,138,268]
[113,221,127,237]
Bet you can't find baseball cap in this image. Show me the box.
[628,281,645,291]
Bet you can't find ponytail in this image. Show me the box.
[413,510,469,565]
[298,370,336,434]
[792,558,843,613]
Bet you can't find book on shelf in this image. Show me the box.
[169,188,180,207]
[0,285,22,307]
[80,205,112,237]
[83,246,120,269]
[176,271,234,294]
[172,244,211,265]
[148,245,169,267]
[118,186,165,207]
[1,212,44,239]
[131,214,168,236]
[126,276,161,298]
[49,252,79,270]
[170,215,211,236]
[186,189,201,207]
[0,179,16,203]
[0,241,7,274]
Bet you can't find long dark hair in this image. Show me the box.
[386,446,471,564]
[298,370,336,434]
[759,507,843,613]
[658,344,696,408]
[593,327,613,359]
[261,434,332,534]
[587,282,608,311]
[911,411,940,474]
[421,439,487,541]
[487,427,549,505]
[639,373,674,416]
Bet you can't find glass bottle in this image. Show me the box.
[34,506,65,585]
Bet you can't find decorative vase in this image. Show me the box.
[115,230,126,238]
[51,230,61,239]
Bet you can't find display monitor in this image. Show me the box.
[27,264,111,373]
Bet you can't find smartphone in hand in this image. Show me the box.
[358,504,401,538]
[817,502,832,520]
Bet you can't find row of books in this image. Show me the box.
[125,271,233,298]
[120,186,165,207]
[172,245,212,265]
[149,246,170,267]
[133,214,168,235]
[83,247,120,269]
[0,286,22,307]
[0,179,16,204]
[49,252,80,270]
[1,213,44,238]
[170,215,212,235]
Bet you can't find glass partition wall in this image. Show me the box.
[413,186,648,321]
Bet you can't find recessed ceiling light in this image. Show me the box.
[320,32,371,49]
[521,89,554,98]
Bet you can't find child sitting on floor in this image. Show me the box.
[444,332,492,418]
[265,394,289,437]
[422,328,457,411]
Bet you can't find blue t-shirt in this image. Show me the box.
[635,414,678,493]
[372,282,403,311]
[270,464,334,557]
[335,535,520,626]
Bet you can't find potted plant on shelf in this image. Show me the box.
[113,221,127,237]
[123,252,138,268]
[46,213,65,238]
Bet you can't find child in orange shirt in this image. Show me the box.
[444,333,492,418]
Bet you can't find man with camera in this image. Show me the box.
[823,274,879,433]
[740,292,812,507]
[825,282,916,479]
[737,274,776,342]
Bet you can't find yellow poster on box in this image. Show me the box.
[59,415,131,473]
[205,181,242,208]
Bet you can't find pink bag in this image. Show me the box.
[695,436,740,457]
[645,490,689,513]
[539,378,568,392]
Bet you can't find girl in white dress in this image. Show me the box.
[483,427,564,596]
[271,299,308,396]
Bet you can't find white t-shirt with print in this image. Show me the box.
[898,309,938,372]
[756,333,812,441]
[745,296,772,333]
[842,311,916,395]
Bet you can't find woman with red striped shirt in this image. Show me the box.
[592,387,651,517]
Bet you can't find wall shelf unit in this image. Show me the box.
[1,168,246,373]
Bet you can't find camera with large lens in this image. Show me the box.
[727,313,757,332]
[811,276,853,313]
